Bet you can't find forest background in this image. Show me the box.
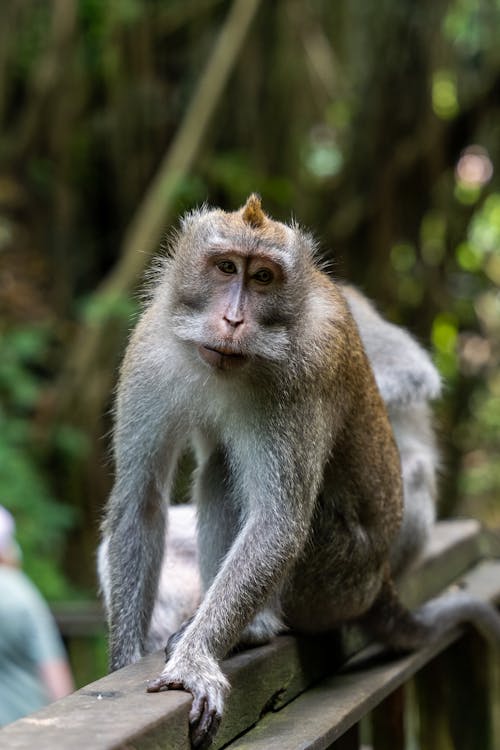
[1,0,500,685]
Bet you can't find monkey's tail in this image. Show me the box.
[360,575,500,651]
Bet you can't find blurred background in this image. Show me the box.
[0,0,499,687]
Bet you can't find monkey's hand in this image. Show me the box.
[147,651,230,749]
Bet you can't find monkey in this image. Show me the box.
[98,194,500,750]
[105,284,441,655]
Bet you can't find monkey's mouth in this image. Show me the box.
[198,345,248,371]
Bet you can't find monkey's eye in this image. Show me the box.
[253,268,274,285]
[216,260,238,275]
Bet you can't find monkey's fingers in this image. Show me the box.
[190,695,221,750]
[147,675,221,747]
[146,676,184,693]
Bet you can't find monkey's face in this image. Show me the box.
[168,197,314,373]
[195,246,289,371]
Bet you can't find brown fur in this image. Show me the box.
[241,193,266,228]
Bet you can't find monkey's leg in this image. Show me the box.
[193,443,241,592]
[103,479,168,669]
[157,445,240,665]
[390,487,433,577]
[146,506,200,654]
[99,347,183,671]
[193,444,284,648]
[164,615,195,659]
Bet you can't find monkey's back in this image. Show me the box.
[281,278,404,631]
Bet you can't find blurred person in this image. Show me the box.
[0,505,74,726]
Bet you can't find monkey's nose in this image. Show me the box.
[223,313,244,328]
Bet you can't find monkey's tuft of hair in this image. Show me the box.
[241,193,266,228]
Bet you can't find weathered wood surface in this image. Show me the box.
[0,654,192,750]
[229,559,500,750]
[398,519,500,608]
[0,520,498,750]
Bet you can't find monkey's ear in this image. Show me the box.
[241,193,266,228]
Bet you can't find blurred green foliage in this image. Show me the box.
[0,327,76,598]
[80,291,139,326]
[432,70,459,121]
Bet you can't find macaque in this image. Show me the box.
[99,195,500,749]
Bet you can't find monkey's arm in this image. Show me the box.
[147,425,325,749]
[99,331,184,670]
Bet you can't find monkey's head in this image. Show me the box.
[167,194,319,373]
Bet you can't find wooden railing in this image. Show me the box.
[1,519,499,750]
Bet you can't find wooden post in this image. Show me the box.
[415,631,493,750]
[445,632,492,750]
[414,649,454,750]
[492,641,500,748]
[371,685,406,750]
[327,722,359,750]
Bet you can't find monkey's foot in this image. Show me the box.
[147,652,229,749]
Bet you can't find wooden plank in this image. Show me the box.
[228,631,461,750]
[0,522,496,750]
[0,653,191,750]
[480,526,500,557]
[0,631,345,750]
[213,632,344,748]
[228,559,500,750]
[398,519,484,608]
